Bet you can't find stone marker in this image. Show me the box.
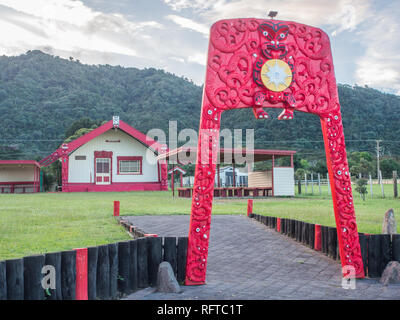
[380,261,400,286]
[156,262,181,293]
[382,208,397,234]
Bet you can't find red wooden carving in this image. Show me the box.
[185,18,365,285]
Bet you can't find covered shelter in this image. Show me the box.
[157,147,296,198]
[0,160,41,193]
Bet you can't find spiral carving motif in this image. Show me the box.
[185,18,364,285]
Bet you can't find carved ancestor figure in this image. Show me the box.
[253,21,296,120]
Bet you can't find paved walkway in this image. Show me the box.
[123,215,399,300]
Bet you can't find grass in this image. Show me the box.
[0,183,399,260]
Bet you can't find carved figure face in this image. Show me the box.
[259,21,289,59]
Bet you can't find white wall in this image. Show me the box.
[0,165,35,182]
[68,129,159,183]
[273,167,295,196]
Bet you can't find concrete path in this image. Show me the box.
[123,215,400,300]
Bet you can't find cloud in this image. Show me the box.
[166,14,209,36]
[163,0,371,36]
[0,0,163,61]
[163,0,220,12]
[354,2,400,94]
[187,52,207,65]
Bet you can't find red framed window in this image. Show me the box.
[117,156,142,175]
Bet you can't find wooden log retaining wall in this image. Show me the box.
[0,236,188,300]
[249,213,400,278]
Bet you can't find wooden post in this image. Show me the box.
[164,237,178,276]
[379,170,385,198]
[318,173,321,195]
[117,241,130,294]
[326,172,330,195]
[311,172,314,195]
[113,200,120,217]
[304,173,308,194]
[177,237,188,284]
[61,250,76,300]
[314,225,321,251]
[74,248,88,300]
[172,165,175,197]
[247,199,253,217]
[96,245,110,299]
[0,261,6,300]
[297,179,301,194]
[369,174,373,199]
[217,163,221,187]
[393,171,398,198]
[23,254,45,300]
[232,161,236,187]
[271,155,275,197]
[108,243,118,299]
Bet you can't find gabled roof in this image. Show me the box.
[168,166,187,175]
[39,119,168,167]
[66,119,166,155]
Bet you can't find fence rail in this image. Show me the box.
[249,213,400,278]
[0,236,188,300]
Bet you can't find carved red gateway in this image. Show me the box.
[185,18,365,285]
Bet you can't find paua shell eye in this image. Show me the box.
[263,31,268,36]
[280,33,285,38]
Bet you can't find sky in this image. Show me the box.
[0,0,399,94]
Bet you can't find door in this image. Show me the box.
[96,158,111,185]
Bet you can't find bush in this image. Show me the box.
[355,178,368,201]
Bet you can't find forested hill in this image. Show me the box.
[0,50,399,160]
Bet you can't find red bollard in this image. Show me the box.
[113,201,120,217]
[314,224,322,251]
[247,199,253,217]
[277,218,281,232]
[75,248,88,300]
[144,234,158,237]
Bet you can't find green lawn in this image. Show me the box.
[0,184,399,260]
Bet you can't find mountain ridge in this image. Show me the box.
[0,50,399,160]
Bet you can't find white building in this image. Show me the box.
[39,117,168,192]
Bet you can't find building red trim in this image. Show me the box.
[65,182,163,192]
[168,166,187,175]
[0,181,37,194]
[66,120,165,155]
[94,151,113,184]
[39,118,169,192]
[0,160,41,167]
[0,161,41,193]
[117,156,143,175]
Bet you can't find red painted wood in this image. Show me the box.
[63,182,163,192]
[117,156,142,175]
[0,160,41,167]
[247,199,253,217]
[94,151,113,185]
[75,248,88,300]
[314,225,322,251]
[185,18,365,285]
[277,218,281,232]
[113,201,120,216]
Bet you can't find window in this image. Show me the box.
[96,158,110,173]
[117,156,142,175]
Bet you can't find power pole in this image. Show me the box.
[376,140,382,183]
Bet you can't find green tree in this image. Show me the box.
[380,158,400,178]
[355,178,368,201]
